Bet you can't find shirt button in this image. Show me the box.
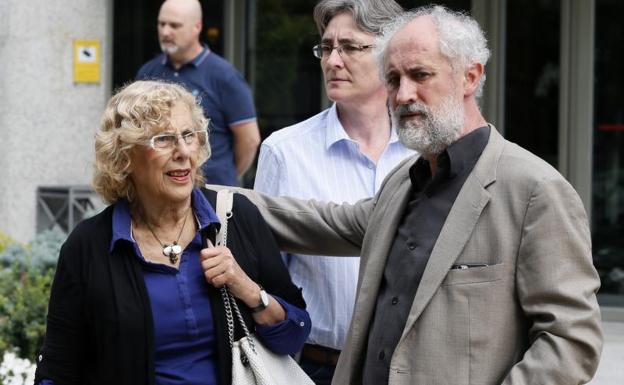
[368,163,374,169]
[408,243,416,250]
[38,354,43,362]
[378,350,385,360]
[391,297,399,305]
[299,321,305,327]
[174,72,179,77]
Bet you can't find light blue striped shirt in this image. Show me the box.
[254,103,415,350]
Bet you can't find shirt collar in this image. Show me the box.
[110,187,220,252]
[325,103,399,150]
[409,125,490,187]
[325,103,352,150]
[162,45,211,68]
[445,125,490,178]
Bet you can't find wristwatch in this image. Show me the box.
[251,288,270,313]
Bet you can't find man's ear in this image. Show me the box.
[463,63,484,97]
[194,20,203,35]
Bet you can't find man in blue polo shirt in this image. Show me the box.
[137,0,260,186]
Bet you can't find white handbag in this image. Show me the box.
[215,190,315,385]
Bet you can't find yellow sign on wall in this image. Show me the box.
[73,40,100,83]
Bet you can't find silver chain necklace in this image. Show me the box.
[140,209,190,264]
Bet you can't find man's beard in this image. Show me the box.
[160,42,179,55]
[391,95,464,157]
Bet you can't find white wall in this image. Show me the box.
[0,0,111,242]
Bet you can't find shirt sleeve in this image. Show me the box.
[254,295,311,355]
[254,142,284,196]
[253,146,292,266]
[221,71,256,126]
[34,239,87,385]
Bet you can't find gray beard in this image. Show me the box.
[160,44,179,55]
[392,96,464,157]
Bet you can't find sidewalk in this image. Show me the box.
[589,321,624,384]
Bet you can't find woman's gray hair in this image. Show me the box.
[313,0,403,37]
[375,5,491,98]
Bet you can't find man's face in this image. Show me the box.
[157,2,200,56]
[384,17,466,156]
[320,13,384,104]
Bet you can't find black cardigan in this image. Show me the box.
[34,189,306,385]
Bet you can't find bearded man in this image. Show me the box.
[209,5,602,385]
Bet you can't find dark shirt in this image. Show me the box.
[362,126,490,385]
[137,48,257,186]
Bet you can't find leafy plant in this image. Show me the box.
[0,230,64,362]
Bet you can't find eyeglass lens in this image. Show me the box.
[151,131,207,150]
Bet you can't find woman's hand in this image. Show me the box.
[200,244,260,307]
[200,243,286,325]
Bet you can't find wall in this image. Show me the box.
[0,0,111,242]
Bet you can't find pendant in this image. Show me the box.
[162,243,182,264]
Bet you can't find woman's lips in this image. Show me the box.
[166,169,191,182]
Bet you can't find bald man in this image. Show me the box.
[137,0,260,187]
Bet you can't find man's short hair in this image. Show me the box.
[375,5,491,98]
[313,0,403,37]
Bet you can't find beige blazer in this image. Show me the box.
[209,127,603,384]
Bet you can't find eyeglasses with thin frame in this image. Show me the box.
[146,129,208,151]
[312,42,374,60]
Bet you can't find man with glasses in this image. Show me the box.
[254,1,413,384]
[137,0,260,186]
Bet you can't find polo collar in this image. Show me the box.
[162,46,211,68]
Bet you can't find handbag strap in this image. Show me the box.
[215,189,233,247]
[214,189,256,353]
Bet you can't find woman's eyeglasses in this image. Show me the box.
[312,42,374,60]
[146,130,208,151]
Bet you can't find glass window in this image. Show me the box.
[593,0,624,301]
[112,0,224,89]
[248,0,321,138]
[504,0,560,167]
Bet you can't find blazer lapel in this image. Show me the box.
[398,125,504,343]
[339,163,414,375]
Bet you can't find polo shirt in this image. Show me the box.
[137,48,257,186]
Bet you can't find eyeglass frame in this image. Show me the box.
[144,129,209,151]
[312,42,375,60]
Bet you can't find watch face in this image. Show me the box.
[260,290,269,307]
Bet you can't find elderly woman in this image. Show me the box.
[34,80,310,385]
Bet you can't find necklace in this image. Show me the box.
[139,208,190,264]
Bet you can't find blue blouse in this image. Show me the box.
[41,188,310,385]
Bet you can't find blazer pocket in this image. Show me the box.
[441,263,505,286]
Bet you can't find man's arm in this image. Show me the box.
[503,177,602,384]
[230,120,261,177]
[206,184,371,257]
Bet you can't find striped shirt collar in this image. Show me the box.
[325,102,401,150]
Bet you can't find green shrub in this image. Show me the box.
[0,230,64,361]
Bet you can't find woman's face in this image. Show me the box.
[129,102,200,208]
